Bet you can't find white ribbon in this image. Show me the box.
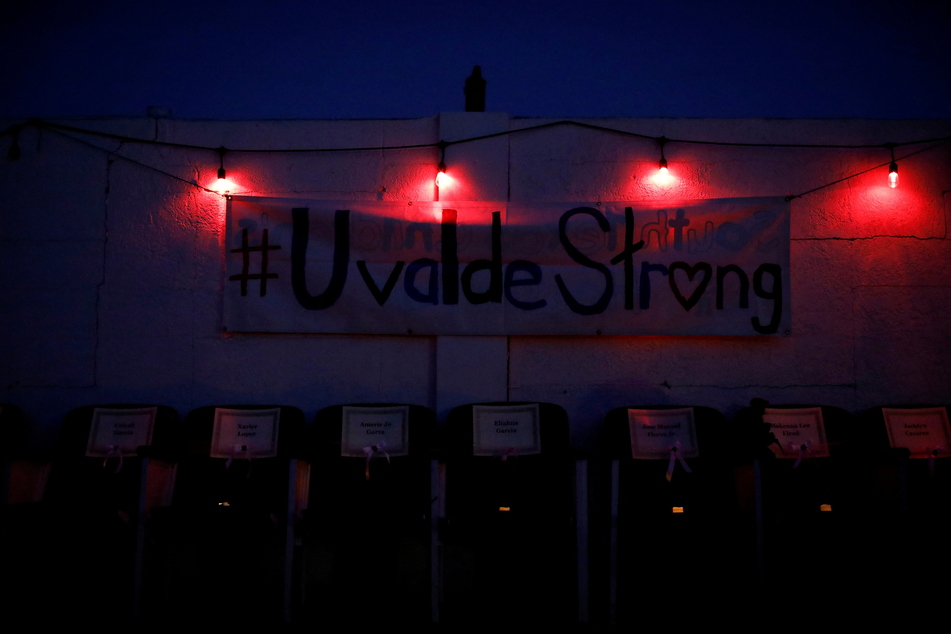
[226,443,250,471]
[928,447,942,478]
[665,442,692,482]
[362,441,391,480]
[103,445,123,473]
[792,443,808,469]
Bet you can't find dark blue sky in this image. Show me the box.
[2,0,949,120]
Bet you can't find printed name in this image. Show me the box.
[495,419,519,434]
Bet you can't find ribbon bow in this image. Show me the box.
[226,444,251,475]
[362,442,391,480]
[103,445,123,474]
[500,446,519,462]
[929,447,942,478]
[792,443,809,469]
[666,442,692,482]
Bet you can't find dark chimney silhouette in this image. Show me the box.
[464,66,486,112]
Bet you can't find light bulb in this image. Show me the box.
[212,166,233,193]
[435,162,449,188]
[652,157,672,186]
[888,162,898,188]
[212,147,232,194]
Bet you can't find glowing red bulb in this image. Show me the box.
[435,162,451,188]
[212,177,233,194]
[211,165,233,193]
[211,148,234,195]
[888,162,898,188]
[651,157,673,186]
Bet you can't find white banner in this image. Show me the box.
[224,196,789,335]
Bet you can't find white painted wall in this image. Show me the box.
[2,114,949,449]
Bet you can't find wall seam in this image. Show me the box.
[94,148,118,388]
[506,115,512,402]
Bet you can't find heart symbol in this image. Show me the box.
[668,262,712,311]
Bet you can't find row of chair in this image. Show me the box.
[1,400,948,624]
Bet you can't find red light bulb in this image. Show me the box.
[435,162,450,188]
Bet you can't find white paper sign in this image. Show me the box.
[764,407,830,459]
[210,408,280,459]
[627,408,698,459]
[225,196,791,336]
[341,406,409,457]
[883,407,951,459]
[473,404,541,456]
[85,407,156,457]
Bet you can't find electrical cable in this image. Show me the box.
[39,125,221,195]
[16,118,951,154]
[24,119,439,154]
[785,141,948,200]
[9,118,950,201]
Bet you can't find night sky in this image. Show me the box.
[2,0,950,120]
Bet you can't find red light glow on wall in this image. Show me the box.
[850,160,938,238]
[629,157,707,201]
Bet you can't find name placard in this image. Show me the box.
[341,406,409,457]
[473,404,541,456]
[764,407,830,458]
[627,408,699,459]
[210,408,280,459]
[85,407,156,457]
[883,407,951,459]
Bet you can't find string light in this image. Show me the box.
[651,136,673,186]
[18,119,951,202]
[213,146,233,194]
[435,161,448,188]
[886,144,899,188]
[434,141,453,197]
[658,136,669,176]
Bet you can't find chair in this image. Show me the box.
[856,405,951,604]
[0,404,29,506]
[602,405,743,623]
[144,405,308,624]
[301,403,437,624]
[734,400,862,601]
[439,402,586,625]
[0,404,179,623]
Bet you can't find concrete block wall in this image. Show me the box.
[1,114,948,449]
